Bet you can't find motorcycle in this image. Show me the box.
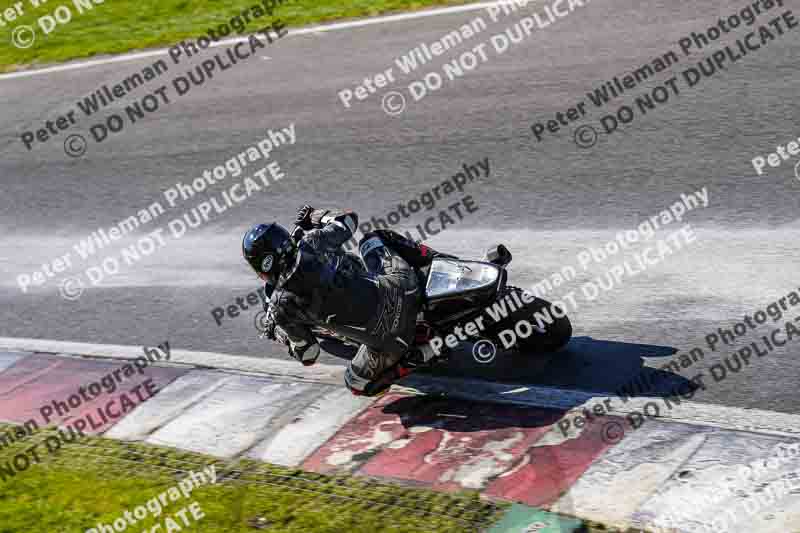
[265,228,572,364]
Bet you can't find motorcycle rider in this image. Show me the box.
[242,205,432,396]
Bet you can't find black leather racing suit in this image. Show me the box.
[265,208,420,396]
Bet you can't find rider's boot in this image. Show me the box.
[405,321,447,367]
[358,361,415,397]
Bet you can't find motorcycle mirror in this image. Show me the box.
[484,244,512,266]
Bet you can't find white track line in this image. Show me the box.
[3,336,800,438]
[0,336,346,385]
[0,1,497,81]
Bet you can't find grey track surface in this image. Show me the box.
[1,0,799,412]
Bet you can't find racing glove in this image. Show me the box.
[263,300,320,366]
[259,306,280,341]
[297,205,347,232]
[260,312,317,365]
[287,339,320,367]
[295,205,315,230]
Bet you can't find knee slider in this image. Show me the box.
[344,366,369,394]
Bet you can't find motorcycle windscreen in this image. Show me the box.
[425,259,500,300]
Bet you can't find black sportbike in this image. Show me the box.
[269,229,572,362]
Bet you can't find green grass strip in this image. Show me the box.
[1,0,475,73]
[0,423,507,532]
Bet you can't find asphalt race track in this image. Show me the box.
[1,0,799,413]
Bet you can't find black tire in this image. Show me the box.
[484,286,572,354]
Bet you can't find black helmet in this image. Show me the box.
[242,223,293,280]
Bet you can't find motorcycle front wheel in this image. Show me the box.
[483,286,572,354]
